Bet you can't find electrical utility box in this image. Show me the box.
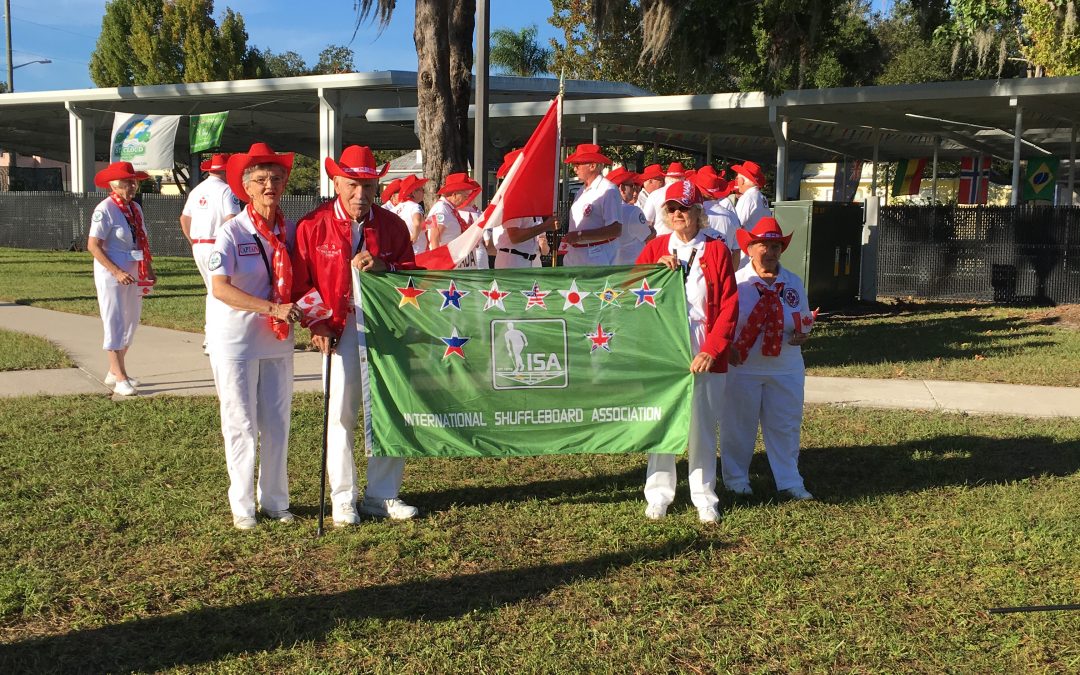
[772,201,864,309]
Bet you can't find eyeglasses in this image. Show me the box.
[665,204,690,213]
[248,175,286,187]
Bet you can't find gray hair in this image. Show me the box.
[660,203,707,231]
[109,178,137,191]
[242,163,286,184]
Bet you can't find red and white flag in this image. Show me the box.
[416,98,560,270]
[296,287,332,327]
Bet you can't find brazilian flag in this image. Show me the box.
[1023,158,1058,202]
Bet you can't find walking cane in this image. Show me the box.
[316,342,334,537]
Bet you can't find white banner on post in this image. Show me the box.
[109,113,181,170]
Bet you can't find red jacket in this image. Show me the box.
[291,199,416,337]
[636,233,739,373]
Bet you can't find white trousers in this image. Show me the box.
[94,265,142,351]
[644,372,725,509]
[210,354,294,518]
[721,370,806,491]
[192,242,215,335]
[326,317,406,510]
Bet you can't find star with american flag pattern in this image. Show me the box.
[480,279,511,311]
[631,279,661,308]
[439,327,470,359]
[394,277,427,309]
[521,281,550,310]
[584,322,614,352]
[437,279,470,311]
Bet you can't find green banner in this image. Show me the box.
[189,111,228,153]
[359,265,693,458]
[1023,157,1058,202]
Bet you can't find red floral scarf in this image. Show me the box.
[247,205,292,340]
[733,281,785,360]
[110,193,152,281]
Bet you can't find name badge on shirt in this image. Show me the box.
[130,250,144,261]
[238,243,260,256]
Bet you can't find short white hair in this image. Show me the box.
[242,163,286,183]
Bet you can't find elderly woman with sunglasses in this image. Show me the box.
[635,180,739,523]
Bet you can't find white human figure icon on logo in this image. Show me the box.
[504,322,528,372]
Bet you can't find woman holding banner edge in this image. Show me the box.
[635,180,739,523]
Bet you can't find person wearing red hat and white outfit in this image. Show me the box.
[427,172,488,268]
[642,162,690,235]
[721,217,813,502]
[692,169,742,271]
[181,153,242,354]
[605,166,651,265]
[491,149,555,268]
[208,142,300,530]
[292,145,420,525]
[380,178,402,211]
[635,180,739,523]
[87,161,155,397]
[732,161,772,231]
[395,174,429,254]
[562,143,623,266]
[637,163,665,211]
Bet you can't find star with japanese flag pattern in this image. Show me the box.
[438,280,470,311]
[585,322,614,352]
[558,279,591,312]
[395,277,427,309]
[480,280,511,311]
[631,279,661,307]
[439,327,470,359]
[521,281,550,310]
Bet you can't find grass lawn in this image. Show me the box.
[802,300,1080,387]
[0,396,1077,672]
[0,329,73,371]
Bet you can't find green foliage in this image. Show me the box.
[313,44,356,74]
[1018,0,1080,76]
[876,0,955,84]
[252,49,309,78]
[490,25,553,77]
[0,330,73,371]
[285,154,320,195]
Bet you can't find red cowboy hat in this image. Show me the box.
[496,149,522,179]
[663,179,703,208]
[639,164,665,182]
[697,165,717,178]
[399,174,430,198]
[199,153,229,173]
[324,145,389,182]
[226,142,294,202]
[692,172,734,200]
[437,172,480,195]
[605,166,638,187]
[665,162,688,178]
[736,216,792,255]
[94,161,150,189]
[731,161,766,188]
[380,178,402,204]
[564,143,612,165]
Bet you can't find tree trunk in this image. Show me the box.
[414,0,462,206]
[448,0,476,171]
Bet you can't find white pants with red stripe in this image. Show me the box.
[210,354,293,518]
[325,316,406,511]
[94,264,142,351]
[720,369,806,491]
[644,372,725,509]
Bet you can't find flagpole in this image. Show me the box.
[552,72,564,268]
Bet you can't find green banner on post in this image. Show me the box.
[189,111,228,153]
[359,265,693,458]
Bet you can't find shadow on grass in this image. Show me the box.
[0,536,712,673]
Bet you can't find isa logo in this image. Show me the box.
[490,319,568,390]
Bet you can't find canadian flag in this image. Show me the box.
[296,287,333,327]
[416,97,560,270]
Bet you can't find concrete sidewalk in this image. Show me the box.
[2,302,1079,418]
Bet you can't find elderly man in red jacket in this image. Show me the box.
[292,145,419,526]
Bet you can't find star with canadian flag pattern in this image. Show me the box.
[631,279,661,308]
[394,277,427,309]
[521,281,550,310]
[480,280,511,311]
[438,280,470,311]
[557,279,591,312]
[439,327,470,359]
[585,322,614,352]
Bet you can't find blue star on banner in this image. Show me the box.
[439,327,470,359]
[438,280,470,311]
[631,279,661,308]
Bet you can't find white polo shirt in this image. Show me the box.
[735,185,772,230]
[703,200,741,251]
[396,200,426,253]
[181,174,241,241]
[89,197,145,274]
[206,209,296,360]
[613,202,649,265]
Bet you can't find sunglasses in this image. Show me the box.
[665,203,690,213]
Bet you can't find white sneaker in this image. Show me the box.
[360,497,418,520]
[333,503,361,527]
[263,509,295,523]
[112,379,137,396]
[698,506,720,523]
[779,486,814,501]
[644,503,667,521]
[233,515,257,530]
[727,484,753,497]
[104,372,140,388]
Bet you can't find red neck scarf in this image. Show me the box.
[110,193,152,280]
[247,205,292,340]
[734,281,785,360]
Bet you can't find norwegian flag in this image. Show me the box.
[958,156,991,204]
[416,97,560,270]
[296,287,332,327]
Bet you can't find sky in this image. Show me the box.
[5,0,564,93]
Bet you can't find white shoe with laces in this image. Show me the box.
[104,372,139,388]
[698,506,721,523]
[263,509,296,523]
[333,503,361,527]
[112,379,137,396]
[360,497,418,520]
[779,486,814,501]
[644,503,668,521]
[233,515,257,530]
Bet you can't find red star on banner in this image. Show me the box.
[394,277,426,309]
[480,280,511,311]
[557,279,591,312]
[521,281,550,310]
[585,322,614,353]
